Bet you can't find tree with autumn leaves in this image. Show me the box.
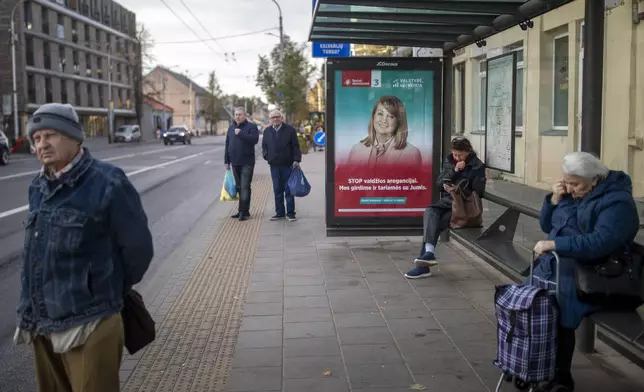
[256,36,316,124]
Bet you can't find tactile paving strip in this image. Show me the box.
[122,175,272,392]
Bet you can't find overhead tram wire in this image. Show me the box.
[155,28,279,45]
[178,0,227,53]
[158,0,226,61]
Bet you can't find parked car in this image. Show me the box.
[163,126,191,145]
[114,124,142,143]
[0,131,10,165]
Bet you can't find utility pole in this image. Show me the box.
[188,80,193,129]
[161,76,167,131]
[184,71,202,131]
[10,0,26,141]
[107,41,113,143]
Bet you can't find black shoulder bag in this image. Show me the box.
[574,226,644,310]
[121,289,156,355]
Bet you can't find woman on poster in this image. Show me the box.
[345,95,422,168]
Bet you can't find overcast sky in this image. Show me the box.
[118,0,319,99]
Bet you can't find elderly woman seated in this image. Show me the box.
[530,151,640,392]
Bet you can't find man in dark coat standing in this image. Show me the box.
[225,107,260,221]
[262,110,302,222]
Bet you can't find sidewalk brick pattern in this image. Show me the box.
[122,175,272,392]
[224,153,643,392]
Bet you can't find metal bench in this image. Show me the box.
[448,189,644,368]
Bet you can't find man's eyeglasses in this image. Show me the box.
[270,116,281,119]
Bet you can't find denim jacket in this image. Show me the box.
[17,148,154,334]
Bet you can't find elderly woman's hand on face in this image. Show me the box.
[454,161,466,172]
[551,179,567,205]
[533,240,555,255]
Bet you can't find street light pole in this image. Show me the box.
[270,0,284,45]
[10,0,26,141]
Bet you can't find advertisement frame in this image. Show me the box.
[325,57,443,235]
[484,51,517,173]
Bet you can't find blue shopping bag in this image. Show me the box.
[220,169,238,201]
[287,167,311,197]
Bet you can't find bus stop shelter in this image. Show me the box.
[309,0,605,162]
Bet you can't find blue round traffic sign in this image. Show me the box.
[313,131,326,146]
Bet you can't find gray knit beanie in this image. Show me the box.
[27,103,85,143]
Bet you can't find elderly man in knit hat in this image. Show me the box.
[14,103,154,392]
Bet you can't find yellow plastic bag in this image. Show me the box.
[220,184,239,201]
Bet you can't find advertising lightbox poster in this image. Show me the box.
[325,58,442,231]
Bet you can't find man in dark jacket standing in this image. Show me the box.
[225,107,260,221]
[262,110,302,221]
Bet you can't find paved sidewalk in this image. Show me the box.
[120,150,644,391]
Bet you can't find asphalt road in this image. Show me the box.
[0,136,230,391]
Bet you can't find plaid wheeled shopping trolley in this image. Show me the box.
[493,251,561,392]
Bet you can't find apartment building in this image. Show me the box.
[0,0,139,139]
[143,66,208,132]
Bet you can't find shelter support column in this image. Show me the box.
[577,0,604,354]
[580,0,605,156]
[442,54,454,163]
[578,0,604,355]
[440,54,453,243]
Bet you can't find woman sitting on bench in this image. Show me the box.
[405,136,486,279]
[531,151,640,392]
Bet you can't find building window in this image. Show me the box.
[87,83,93,107]
[27,74,36,103]
[61,80,68,104]
[73,50,79,75]
[503,42,525,130]
[24,3,32,30]
[478,60,487,131]
[56,13,65,40]
[85,25,91,48]
[553,35,569,130]
[98,85,104,107]
[85,53,92,77]
[91,0,99,21]
[97,56,103,79]
[71,20,78,43]
[43,42,51,69]
[515,49,525,129]
[25,37,34,66]
[452,62,465,134]
[45,77,53,103]
[74,81,81,106]
[116,40,123,56]
[58,45,66,72]
[41,7,50,34]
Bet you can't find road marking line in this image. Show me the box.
[0,147,220,220]
[0,146,187,181]
[0,205,29,219]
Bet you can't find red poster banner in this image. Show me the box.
[334,162,432,217]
